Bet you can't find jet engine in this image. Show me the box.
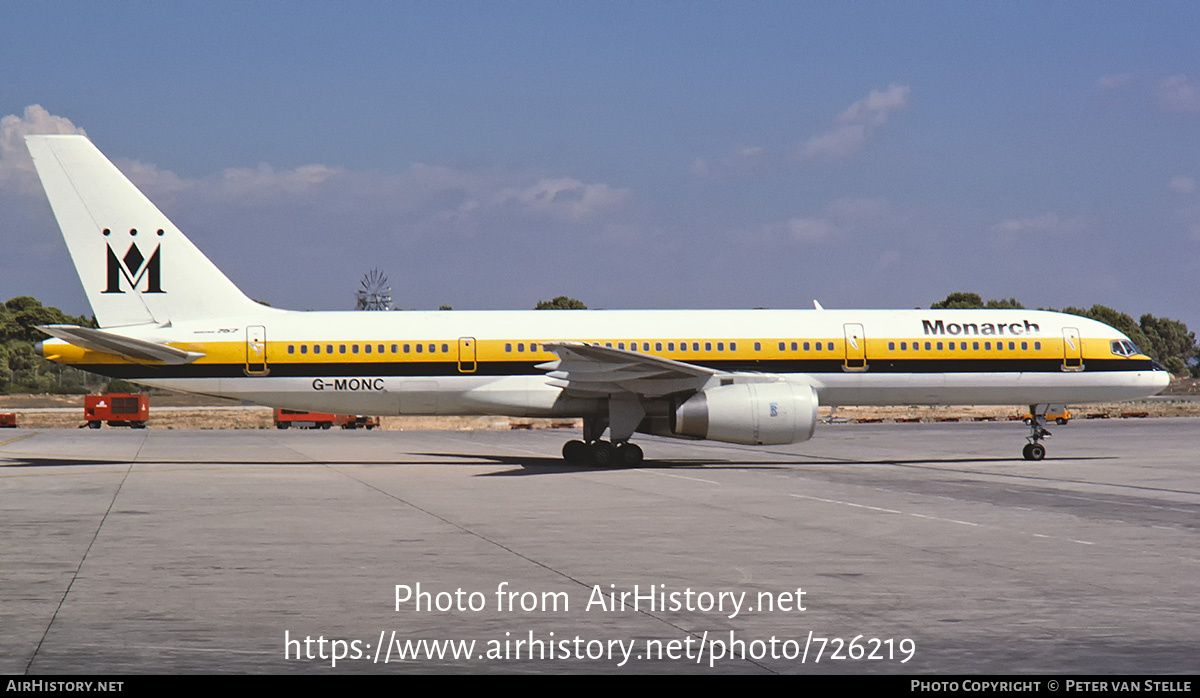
[672,381,819,445]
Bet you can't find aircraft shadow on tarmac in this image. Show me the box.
[0,453,1109,472]
[411,452,1110,476]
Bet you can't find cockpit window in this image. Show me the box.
[1110,340,1141,357]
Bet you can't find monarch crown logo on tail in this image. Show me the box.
[103,228,164,294]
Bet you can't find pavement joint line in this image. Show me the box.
[0,432,40,449]
[326,463,778,673]
[25,430,148,674]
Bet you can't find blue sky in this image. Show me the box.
[2,2,1198,331]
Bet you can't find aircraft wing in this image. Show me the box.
[38,325,205,365]
[538,341,714,398]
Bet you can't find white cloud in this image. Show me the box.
[798,124,867,160]
[491,177,629,223]
[835,84,911,126]
[0,105,88,194]
[689,145,767,178]
[755,197,894,246]
[2,104,629,230]
[1155,74,1200,113]
[825,196,892,222]
[1096,73,1132,91]
[989,213,1085,236]
[780,217,836,243]
[799,84,910,161]
[1169,176,1196,194]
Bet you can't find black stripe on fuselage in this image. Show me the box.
[70,357,1157,380]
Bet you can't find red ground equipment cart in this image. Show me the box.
[84,393,149,429]
[273,409,378,430]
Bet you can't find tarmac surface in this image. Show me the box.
[2,419,1198,674]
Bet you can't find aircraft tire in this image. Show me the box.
[589,441,615,466]
[562,440,587,462]
[1023,443,1045,461]
[616,442,643,466]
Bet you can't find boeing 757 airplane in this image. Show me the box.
[25,135,1169,464]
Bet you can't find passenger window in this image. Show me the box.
[300,345,308,355]
[692,342,699,351]
[803,342,810,351]
[888,342,895,351]
[1021,341,1027,350]
[680,343,686,352]
[730,342,737,351]
[617,342,624,350]
[314,345,321,354]
[779,342,785,351]
[339,345,346,354]
[900,342,906,350]
[404,344,410,353]
[827,342,834,351]
[391,344,398,353]
[791,342,798,351]
[973,342,979,350]
[364,344,371,354]
[518,343,525,352]
[352,345,359,354]
[754,342,761,351]
[655,342,663,351]
[704,342,712,351]
[505,343,511,352]
[1034,342,1041,350]
[326,345,333,354]
[1008,342,1015,350]
[288,345,295,354]
[417,344,423,353]
[441,344,447,353]
[668,342,675,351]
[949,342,955,351]
[815,342,822,351]
[924,342,931,350]
[936,342,943,350]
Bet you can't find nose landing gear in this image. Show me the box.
[1021,404,1063,460]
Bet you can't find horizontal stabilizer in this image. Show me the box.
[38,324,204,364]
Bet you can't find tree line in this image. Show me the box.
[931,292,1198,377]
[0,296,100,394]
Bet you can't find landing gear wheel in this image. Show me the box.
[589,441,615,466]
[562,440,587,462]
[1023,443,1045,461]
[615,442,644,466]
[88,421,101,429]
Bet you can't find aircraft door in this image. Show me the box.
[245,325,269,376]
[1062,327,1083,371]
[843,323,867,371]
[458,337,477,373]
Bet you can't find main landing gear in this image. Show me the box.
[562,439,644,466]
[1021,403,1062,461]
[562,403,646,466]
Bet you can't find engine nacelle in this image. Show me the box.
[673,381,819,445]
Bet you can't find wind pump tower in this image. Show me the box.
[355,268,393,311]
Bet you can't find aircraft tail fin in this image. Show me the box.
[25,135,260,328]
